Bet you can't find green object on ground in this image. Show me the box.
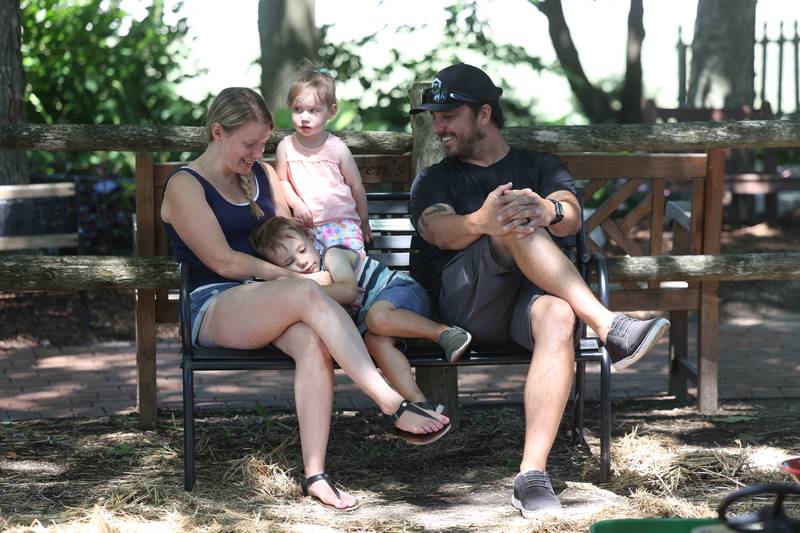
[590,518,721,533]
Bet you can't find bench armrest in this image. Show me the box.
[179,262,194,356]
[584,252,609,308]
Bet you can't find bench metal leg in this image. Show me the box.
[183,362,195,491]
[572,360,586,446]
[599,349,611,483]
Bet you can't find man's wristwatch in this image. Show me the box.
[548,199,564,226]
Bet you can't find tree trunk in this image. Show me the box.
[0,1,27,185]
[618,0,644,123]
[535,0,614,123]
[533,0,644,124]
[687,0,756,108]
[258,0,318,112]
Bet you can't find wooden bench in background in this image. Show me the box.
[643,101,800,224]
[0,182,77,252]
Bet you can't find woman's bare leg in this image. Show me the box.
[271,322,356,509]
[198,278,448,433]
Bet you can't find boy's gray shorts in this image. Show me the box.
[437,236,544,351]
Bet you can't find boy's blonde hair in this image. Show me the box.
[250,216,311,259]
[286,63,337,109]
[205,87,275,220]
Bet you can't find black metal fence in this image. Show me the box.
[677,20,800,115]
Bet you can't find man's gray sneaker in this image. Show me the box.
[437,326,472,363]
[605,314,670,369]
[511,470,561,517]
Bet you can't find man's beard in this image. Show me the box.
[444,127,486,159]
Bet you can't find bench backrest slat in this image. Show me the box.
[0,182,75,200]
[0,182,78,252]
[561,153,707,179]
[370,235,413,249]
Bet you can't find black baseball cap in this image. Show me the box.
[410,63,503,114]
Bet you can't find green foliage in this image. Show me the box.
[20,0,206,176]
[318,0,548,132]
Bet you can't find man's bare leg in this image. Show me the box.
[519,296,575,472]
[490,229,616,341]
[492,230,670,369]
[512,295,574,515]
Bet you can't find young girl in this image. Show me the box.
[275,65,372,254]
[250,216,473,414]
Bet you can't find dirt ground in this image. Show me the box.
[1,399,798,532]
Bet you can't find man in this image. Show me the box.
[409,63,670,516]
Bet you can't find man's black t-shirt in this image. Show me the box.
[409,148,577,292]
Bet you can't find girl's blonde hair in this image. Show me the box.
[205,87,275,219]
[286,63,337,109]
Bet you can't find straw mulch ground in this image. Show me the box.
[1,398,798,532]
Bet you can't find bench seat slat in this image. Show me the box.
[186,338,604,371]
[369,235,412,249]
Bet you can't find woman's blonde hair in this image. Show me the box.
[205,87,275,219]
[286,63,337,109]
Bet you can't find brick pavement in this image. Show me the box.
[2,310,799,422]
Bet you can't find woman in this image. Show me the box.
[160,87,449,511]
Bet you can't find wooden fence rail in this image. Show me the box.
[2,120,800,154]
[2,253,799,291]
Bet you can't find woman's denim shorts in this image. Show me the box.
[188,282,241,346]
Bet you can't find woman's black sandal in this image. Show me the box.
[385,400,451,445]
[301,472,360,511]
[418,399,446,414]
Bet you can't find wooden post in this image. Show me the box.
[135,152,158,428]
[698,149,725,414]
[409,83,461,428]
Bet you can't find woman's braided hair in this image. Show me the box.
[205,87,275,219]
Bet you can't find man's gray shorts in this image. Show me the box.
[437,236,544,350]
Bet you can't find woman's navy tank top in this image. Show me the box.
[162,163,276,291]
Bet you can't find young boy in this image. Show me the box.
[250,216,471,412]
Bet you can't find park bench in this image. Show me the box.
[0,182,77,252]
[172,186,609,490]
[0,181,91,328]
